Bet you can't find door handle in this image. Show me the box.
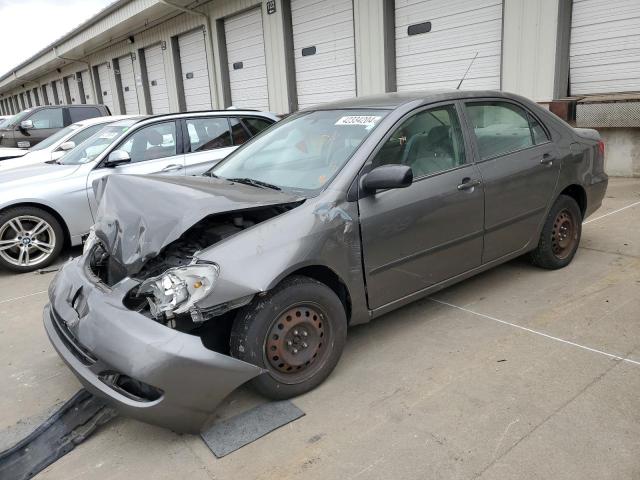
[540,153,554,165]
[161,164,183,172]
[457,178,481,191]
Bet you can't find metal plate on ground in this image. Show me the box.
[201,401,305,458]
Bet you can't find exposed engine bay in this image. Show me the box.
[89,204,300,342]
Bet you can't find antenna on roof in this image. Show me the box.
[456,52,479,90]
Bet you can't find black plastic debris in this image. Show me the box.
[0,390,116,480]
[201,401,304,458]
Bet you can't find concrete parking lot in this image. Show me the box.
[1,177,638,480]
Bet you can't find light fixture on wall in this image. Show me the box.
[160,41,167,50]
[128,36,135,44]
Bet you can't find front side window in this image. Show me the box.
[465,101,541,160]
[118,122,177,163]
[372,104,466,178]
[186,117,232,152]
[29,108,63,129]
[211,109,387,194]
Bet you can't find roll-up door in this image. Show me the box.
[45,84,54,105]
[144,43,170,114]
[117,54,140,114]
[27,90,34,107]
[55,80,66,104]
[569,0,640,95]
[80,70,92,103]
[291,0,356,110]
[395,0,503,91]
[66,75,81,104]
[178,28,213,111]
[224,8,269,111]
[97,63,115,112]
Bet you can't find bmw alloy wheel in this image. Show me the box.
[0,215,57,268]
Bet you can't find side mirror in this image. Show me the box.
[59,141,75,151]
[361,165,413,193]
[20,119,33,131]
[104,149,131,168]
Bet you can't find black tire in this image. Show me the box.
[0,206,64,273]
[230,275,347,399]
[529,195,582,270]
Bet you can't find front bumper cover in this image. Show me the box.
[43,256,264,433]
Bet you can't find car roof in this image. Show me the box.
[73,115,138,128]
[306,90,522,110]
[131,109,278,124]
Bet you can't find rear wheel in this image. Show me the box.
[230,275,347,399]
[0,207,64,273]
[529,195,582,269]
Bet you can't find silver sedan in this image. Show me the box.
[0,111,277,272]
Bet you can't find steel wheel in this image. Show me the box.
[0,215,56,268]
[264,303,332,384]
[551,208,578,260]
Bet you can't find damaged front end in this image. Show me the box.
[44,174,305,432]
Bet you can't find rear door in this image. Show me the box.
[86,121,185,216]
[463,99,560,263]
[359,103,485,309]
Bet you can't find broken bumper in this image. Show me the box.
[43,256,263,433]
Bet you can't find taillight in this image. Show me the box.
[598,140,605,156]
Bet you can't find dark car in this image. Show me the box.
[0,104,111,151]
[44,91,607,433]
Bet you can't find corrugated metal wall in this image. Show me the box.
[570,0,640,95]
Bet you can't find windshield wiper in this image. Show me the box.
[227,177,281,191]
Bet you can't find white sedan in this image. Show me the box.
[0,115,134,169]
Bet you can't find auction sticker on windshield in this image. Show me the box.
[335,115,381,127]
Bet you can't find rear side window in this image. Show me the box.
[229,118,250,145]
[241,117,273,135]
[29,108,63,129]
[69,107,101,123]
[465,101,542,160]
[186,117,232,152]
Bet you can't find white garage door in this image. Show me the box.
[395,0,503,91]
[224,8,269,111]
[291,0,356,110]
[45,84,54,105]
[144,43,170,114]
[80,70,92,103]
[27,90,35,107]
[66,75,80,104]
[178,28,213,111]
[55,80,66,104]
[117,54,140,114]
[97,63,115,112]
[570,0,640,95]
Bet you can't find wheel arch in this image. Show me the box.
[278,265,353,325]
[0,202,71,247]
[559,184,587,219]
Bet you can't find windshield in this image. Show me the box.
[30,125,78,151]
[210,109,387,194]
[0,110,32,129]
[60,125,129,165]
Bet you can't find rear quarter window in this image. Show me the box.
[242,117,274,135]
[69,107,102,123]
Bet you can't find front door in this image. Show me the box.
[463,100,561,263]
[86,121,185,217]
[359,103,485,309]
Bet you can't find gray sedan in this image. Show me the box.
[0,110,276,272]
[45,91,607,432]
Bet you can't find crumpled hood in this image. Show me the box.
[93,174,303,274]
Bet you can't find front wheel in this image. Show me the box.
[230,275,347,399]
[0,207,64,273]
[529,195,582,269]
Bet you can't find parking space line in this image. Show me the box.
[430,298,640,367]
[0,290,47,305]
[583,200,640,225]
